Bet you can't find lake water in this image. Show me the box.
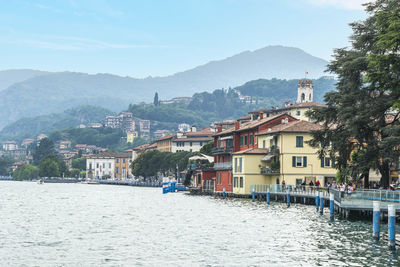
[0,181,399,266]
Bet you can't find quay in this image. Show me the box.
[191,185,400,220]
[95,179,162,188]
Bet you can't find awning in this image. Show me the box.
[189,154,214,163]
[261,155,274,161]
[265,135,274,141]
[220,136,233,141]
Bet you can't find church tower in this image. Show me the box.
[296,79,314,103]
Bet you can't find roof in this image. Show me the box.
[250,102,326,114]
[156,133,176,141]
[172,137,213,142]
[256,120,322,135]
[184,128,214,137]
[233,148,269,155]
[234,113,296,133]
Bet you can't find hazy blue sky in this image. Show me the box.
[0,0,368,77]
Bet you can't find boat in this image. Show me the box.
[37,179,44,184]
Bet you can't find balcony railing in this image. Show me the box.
[213,162,232,169]
[260,168,280,175]
[211,146,233,155]
[267,145,280,155]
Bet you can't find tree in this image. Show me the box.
[308,0,400,188]
[39,156,60,177]
[72,158,86,170]
[0,156,13,176]
[33,138,57,165]
[12,164,39,181]
[153,92,159,106]
[199,141,213,156]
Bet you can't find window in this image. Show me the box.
[296,179,303,185]
[200,142,203,146]
[292,156,307,167]
[296,110,301,116]
[234,158,238,172]
[116,158,120,163]
[190,142,192,147]
[89,163,92,170]
[234,177,238,187]
[96,163,99,168]
[109,163,111,168]
[228,173,232,185]
[321,157,332,168]
[239,157,242,172]
[123,159,126,163]
[244,136,248,146]
[249,135,253,145]
[296,136,303,147]
[240,136,243,146]
[116,167,119,173]
[240,177,243,188]
[263,140,266,148]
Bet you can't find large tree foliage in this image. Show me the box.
[32,138,57,165]
[308,0,400,188]
[0,156,13,176]
[132,150,198,179]
[13,164,39,181]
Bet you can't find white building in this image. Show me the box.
[171,128,213,153]
[2,141,18,151]
[297,79,314,103]
[86,153,115,179]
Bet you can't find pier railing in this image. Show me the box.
[340,189,400,208]
[250,184,331,197]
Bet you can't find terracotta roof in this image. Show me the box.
[250,102,326,114]
[256,120,322,135]
[185,128,214,137]
[172,137,213,142]
[233,148,269,155]
[156,133,176,141]
[234,113,295,133]
[213,126,235,137]
[237,115,251,121]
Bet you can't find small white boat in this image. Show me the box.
[37,179,44,184]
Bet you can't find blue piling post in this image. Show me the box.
[316,191,320,212]
[266,188,270,204]
[252,188,255,202]
[388,204,396,250]
[320,193,324,214]
[373,201,381,241]
[223,188,226,199]
[330,193,334,221]
[162,182,169,194]
[286,190,290,207]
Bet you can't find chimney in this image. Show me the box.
[217,125,222,132]
[235,121,240,130]
[259,113,264,120]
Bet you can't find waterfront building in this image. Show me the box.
[114,153,132,180]
[232,120,337,195]
[2,141,18,151]
[212,113,296,193]
[105,112,135,133]
[86,153,115,180]
[171,128,213,153]
[156,134,176,152]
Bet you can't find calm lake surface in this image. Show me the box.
[0,181,399,266]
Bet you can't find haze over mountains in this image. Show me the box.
[0,45,330,130]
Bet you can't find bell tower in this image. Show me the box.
[297,80,313,103]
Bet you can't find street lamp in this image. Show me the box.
[309,164,313,183]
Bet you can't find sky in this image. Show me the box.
[0,0,369,78]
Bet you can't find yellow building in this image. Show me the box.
[232,120,337,195]
[156,134,176,152]
[127,131,138,144]
[114,153,132,179]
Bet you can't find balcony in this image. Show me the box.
[260,168,280,175]
[213,162,232,170]
[267,145,280,155]
[211,146,233,155]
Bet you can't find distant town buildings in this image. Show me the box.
[154,130,170,139]
[159,96,193,105]
[178,123,191,132]
[37,134,48,141]
[2,141,18,151]
[105,112,135,133]
[21,138,34,147]
[126,131,139,143]
[139,120,151,139]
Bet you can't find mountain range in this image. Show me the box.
[0,45,330,129]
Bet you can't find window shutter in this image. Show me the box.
[303,156,307,167]
[332,159,335,168]
[292,156,296,167]
[321,157,325,168]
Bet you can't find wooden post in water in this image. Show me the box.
[252,188,255,202]
[320,193,324,215]
[287,190,290,207]
[373,201,381,241]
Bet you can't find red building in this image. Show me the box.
[212,113,297,193]
[192,169,216,192]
